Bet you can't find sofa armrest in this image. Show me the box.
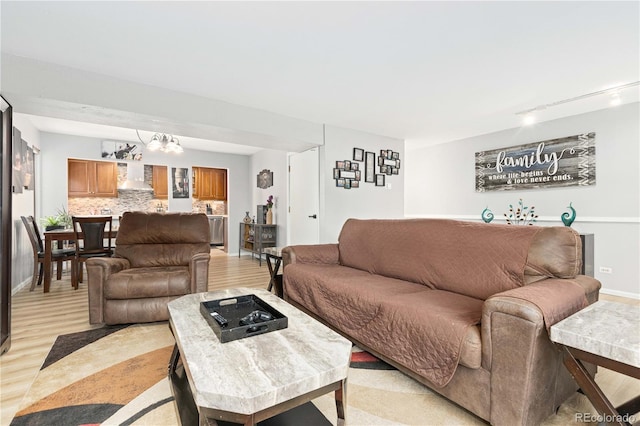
[482,275,600,369]
[282,244,340,268]
[480,276,600,425]
[190,252,211,293]
[86,257,130,324]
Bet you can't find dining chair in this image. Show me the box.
[21,215,76,291]
[71,216,113,289]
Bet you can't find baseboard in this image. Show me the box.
[12,279,31,295]
[600,288,640,300]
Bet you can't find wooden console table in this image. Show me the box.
[550,301,640,426]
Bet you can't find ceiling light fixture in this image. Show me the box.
[515,80,639,123]
[522,113,536,126]
[610,92,621,107]
[136,130,184,154]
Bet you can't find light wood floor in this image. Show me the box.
[0,249,270,426]
[1,250,638,426]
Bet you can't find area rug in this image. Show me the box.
[11,324,592,426]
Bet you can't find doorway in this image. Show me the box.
[288,148,319,245]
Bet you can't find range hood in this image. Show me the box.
[119,163,153,191]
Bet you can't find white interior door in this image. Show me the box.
[288,148,319,245]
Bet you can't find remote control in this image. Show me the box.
[210,311,228,327]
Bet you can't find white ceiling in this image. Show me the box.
[1,1,639,154]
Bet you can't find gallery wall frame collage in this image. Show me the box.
[334,148,401,189]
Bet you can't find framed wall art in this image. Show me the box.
[334,159,361,189]
[375,174,385,187]
[475,133,596,192]
[353,147,364,162]
[257,169,273,189]
[378,149,401,175]
[102,141,143,161]
[364,151,375,183]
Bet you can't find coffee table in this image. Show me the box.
[550,300,640,426]
[167,288,352,426]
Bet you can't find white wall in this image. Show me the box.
[250,149,288,245]
[39,132,252,255]
[11,115,40,292]
[319,125,405,243]
[405,102,640,298]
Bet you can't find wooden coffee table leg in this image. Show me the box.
[335,378,347,426]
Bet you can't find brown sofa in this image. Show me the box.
[87,212,211,325]
[283,218,601,426]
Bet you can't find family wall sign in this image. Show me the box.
[475,132,596,192]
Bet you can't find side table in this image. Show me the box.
[550,300,640,426]
[264,246,283,298]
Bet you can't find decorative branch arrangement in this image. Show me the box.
[504,199,538,225]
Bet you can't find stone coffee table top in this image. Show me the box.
[168,288,352,416]
[550,300,640,368]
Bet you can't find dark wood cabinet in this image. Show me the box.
[239,223,276,266]
[68,159,118,197]
[193,167,227,200]
[152,165,168,199]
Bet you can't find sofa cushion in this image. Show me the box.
[105,266,190,299]
[337,219,581,300]
[285,263,483,386]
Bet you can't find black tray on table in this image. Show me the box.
[200,294,288,343]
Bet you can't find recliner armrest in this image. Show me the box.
[282,244,339,268]
[189,252,211,293]
[86,257,130,324]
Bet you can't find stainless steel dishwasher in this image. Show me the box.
[208,216,225,245]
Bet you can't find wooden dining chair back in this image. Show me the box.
[71,216,113,289]
[21,215,75,291]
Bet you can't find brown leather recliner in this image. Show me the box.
[87,212,211,325]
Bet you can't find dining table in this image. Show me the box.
[42,227,118,293]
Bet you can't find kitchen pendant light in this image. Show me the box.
[136,130,184,154]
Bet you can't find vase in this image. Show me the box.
[243,211,252,224]
[266,208,273,225]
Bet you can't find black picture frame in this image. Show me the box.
[376,174,385,186]
[353,147,364,162]
[336,178,345,187]
[365,151,375,183]
[172,167,190,198]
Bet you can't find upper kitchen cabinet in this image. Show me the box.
[68,159,118,197]
[193,167,227,200]
[152,165,168,199]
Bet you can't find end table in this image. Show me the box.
[264,246,283,298]
[550,300,640,426]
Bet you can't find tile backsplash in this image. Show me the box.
[68,193,226,216]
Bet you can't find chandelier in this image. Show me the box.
[136,130,184,154]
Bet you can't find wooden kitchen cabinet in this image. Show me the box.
[68,159,118,197]
[152,165,168,199]
[193,167,227,200]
